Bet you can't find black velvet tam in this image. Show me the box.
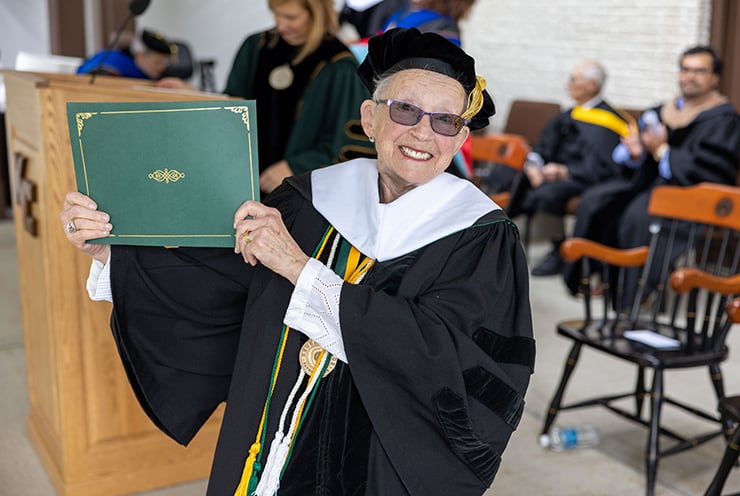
[358,27,496,130]
[142,29,173,54]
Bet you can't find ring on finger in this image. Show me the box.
[242,232,251,244]
[66,219,77,234]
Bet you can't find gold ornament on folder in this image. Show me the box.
[148,168,185,183]
[75,112,96,136]
[226,106,251,127]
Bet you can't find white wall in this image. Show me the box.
[463,0,712,130]
[0,0,50,68]
[0,0,714,124]
[0,0,50,110]
[140,0,713,128]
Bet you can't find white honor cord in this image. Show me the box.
[252,352,330,495]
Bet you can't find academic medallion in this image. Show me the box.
[299,339,337,377]
[268,64,294,90]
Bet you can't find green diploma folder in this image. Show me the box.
[66,99,259,247]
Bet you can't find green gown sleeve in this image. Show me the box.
[283,53,373,175]
[223,33,261,98]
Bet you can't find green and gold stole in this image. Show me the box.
[234,226,374,496]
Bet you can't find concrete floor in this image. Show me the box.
[2,216,740,496]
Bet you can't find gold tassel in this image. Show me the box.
[233,442,262,496]
[461,75,487,121]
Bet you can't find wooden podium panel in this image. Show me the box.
[3,70,227,496]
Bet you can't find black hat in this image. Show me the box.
[141,30,173,54]
[358,28,495,130]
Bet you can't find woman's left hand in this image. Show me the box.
[260,160,293,194]
[233,200,309,285]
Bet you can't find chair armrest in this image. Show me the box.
[489,192,510,209]
[470,133,530,170]
[560,238,649,266]
[670,268,740,296]
[727,298,740,324]
[670,269,740,343]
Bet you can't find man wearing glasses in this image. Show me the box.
[564,45,740,295]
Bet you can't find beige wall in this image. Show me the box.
[0,0,714,126]
[141,0,714,128]
[463,0,712,130]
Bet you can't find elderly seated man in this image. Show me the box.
[491,60,630,276]
[563,45,740,297]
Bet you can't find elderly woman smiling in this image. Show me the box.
[61,28,533,496]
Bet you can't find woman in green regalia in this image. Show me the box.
[161,0,374,194]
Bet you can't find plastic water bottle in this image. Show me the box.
[538,425,600,451]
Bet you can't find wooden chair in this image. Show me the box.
[705,391,740,495]
[504,99,562,146]
[541,182,740,496]
[670,271,740,496]
[470,133,530,208]
[471,100,559,243]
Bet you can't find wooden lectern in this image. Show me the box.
[3,70,227,495]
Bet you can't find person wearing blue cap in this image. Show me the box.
[77,29,173,80]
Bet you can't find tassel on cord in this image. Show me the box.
[462,75,487,121]
[233,326,292,496]
[253,353,329,496]
[233,442,262,496]
[251,432,288,496]
[253,371,306,496]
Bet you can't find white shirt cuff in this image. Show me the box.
[86,255,112,302]
[284,257,348,363]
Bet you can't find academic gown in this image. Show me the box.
[224,31,375,174]
[563,101,740,295]
[108,159,535,495]
[505,101,627,216]
[77,50,150,79]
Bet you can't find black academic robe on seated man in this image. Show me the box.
[504,100,629,217]
[107,159,535,495]
[564,99,740,295]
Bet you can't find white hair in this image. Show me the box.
[578,61,607,90]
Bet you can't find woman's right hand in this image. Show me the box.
[60,191,112,264]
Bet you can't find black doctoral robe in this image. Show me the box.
[109,171,534,495]
[563,101,740,295]
[505,100,628,217]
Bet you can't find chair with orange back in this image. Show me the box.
[542,182,740,496]
[700,292,740,496]
[472,100,560,249]
[705,390,740,495]
[670,272,740,496]
[471,99,560,228]
[504,99,562,146]
[470,132,530,208]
